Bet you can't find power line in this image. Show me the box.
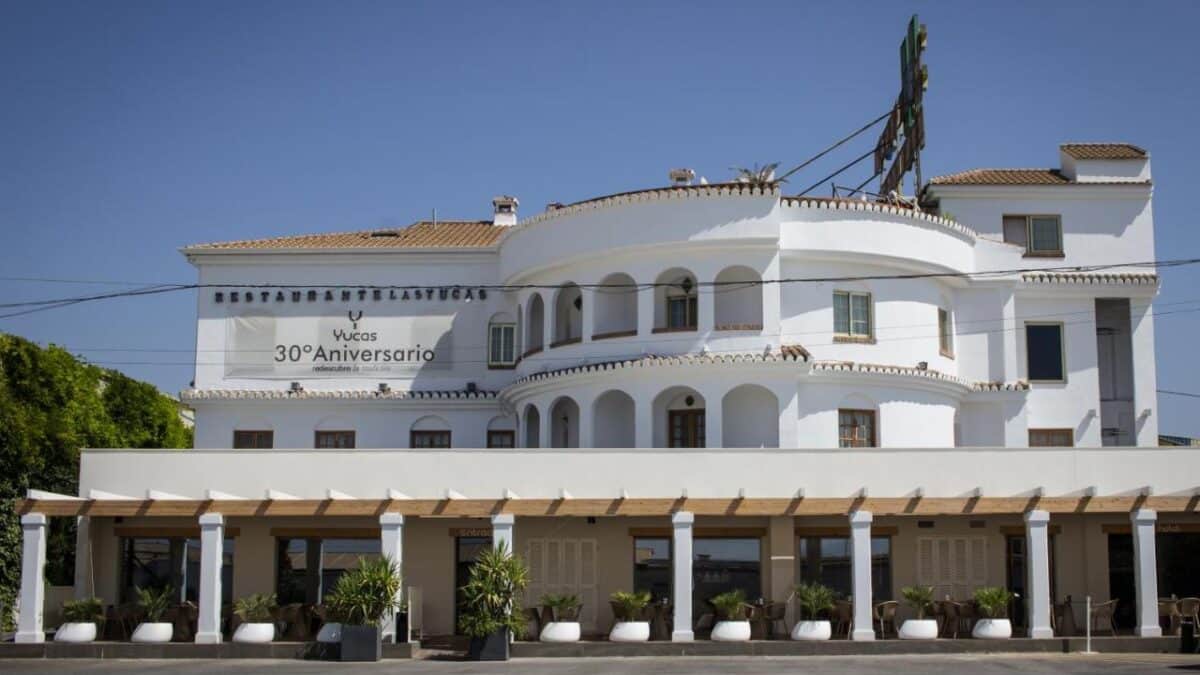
[796,147,878,197]
[1159,389,1200,400]
[775,110,893,184]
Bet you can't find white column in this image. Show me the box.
[543,297,555,349]
[635,395,653,448]
[762,254,782,338]
[578,396,595,448]
[581,287,594,343]
[195,513,225,644]
[492,513,515,555]
[637,285,655,335]
[73,516,94,600]
[698,285,715,334]
[539,404,553,449]
[704,392,723,449]
[1023,509,1053,638]
[775,383,799,449]
[15,513,47,644]
[379,513,405,642]
[671,511,695,642]
[849,510,875,641]
[1130,508,1163,637]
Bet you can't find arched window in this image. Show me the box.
[410,415,452,448]
[552,283,583,347]
[654,268,698,332]
[488,312,517,367]
[714,266,763,331]
[525,294,545,355]
[593,273,638,339]
[486,415,516,448]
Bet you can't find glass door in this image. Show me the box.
[668,410,705,448]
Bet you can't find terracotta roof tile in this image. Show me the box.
[1060,143,1147,160]
[187,220,503,251]
[929,169,1071,186]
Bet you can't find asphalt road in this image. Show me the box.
[0,654,1198,674]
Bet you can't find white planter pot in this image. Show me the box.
[972,618,1012,639]
[711,620,751,642]
[609,621,650,642]
[790,620,832,641]
[54,622,97,643]
[316,622,342,643]
[131,622,173,643]
[899,619,939,640]
[539,621,581,642]
[233,622,275,643]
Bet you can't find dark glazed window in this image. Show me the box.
[1026,324,1065,381]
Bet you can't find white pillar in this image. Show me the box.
[73,516,94,600]
[539,404,553,449]
[704,393,722,449]
[578,396,595,448]
[1130,508,1163,637]
[637,285,654,336]
[776,384,800,449]
[581,287,594,343]
[195,513,225,644]
[543,298,555,349]
[379,513,405,642]
[698,286,715,334]
[671,511,695,641]
[15,513,47,644]
[849,509,875,641]
[1023,509,1053,638]
[492,513,515,555]
[635,395,653,448]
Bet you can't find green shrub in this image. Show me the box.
[456,543,530,639]
[793,582,835,621]
[540,593,581,622]
[233,593,277,623]
[135,586,172,623]
[901,586,934,620]
[326,556,403,627]
[709,590,748,621]
[62,597,104,624]
[973,586,1015,619]
[610,591,651,622]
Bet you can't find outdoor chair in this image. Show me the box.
[936,600,963,639]
[832,599,853,639]
[275,603,312,641]
[1090,599,1118,636]
[1054,597,1078,636]
[1159,599,1182,636]
[874,600,899,639]
[524,607,547,637]
[765,601,787,639]
[1181,598,1200,630]
[167,602,198,642]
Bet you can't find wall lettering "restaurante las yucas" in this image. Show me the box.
[214,287,488,304]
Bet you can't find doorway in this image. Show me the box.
[454,535,492,633]
[668,410,705,448]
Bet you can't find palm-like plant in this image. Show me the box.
[730,162,783,186]
[135,586,173,623]
[326,556,403,627]
[457,543,530,639]
[540,593,582,622]
[234,593,278,623]
[973,587,1015,619]
[901,586,934,620]
[792,582,835,621]
[61,598,105,624]
[709,590,748,621]
[610,591,651,622]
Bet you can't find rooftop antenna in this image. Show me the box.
[432,208,437,228]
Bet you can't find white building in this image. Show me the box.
[15,143,1199,646]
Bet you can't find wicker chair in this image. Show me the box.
[167,602,198,642]
[765,602,787,639]
[1180,598,1200,631]
[874,600,899,639]
[1159,599,1182,636]
[275,603,312,641]
[832,599,853,639]
[936,600,963,639]
[1090,599,1118,636]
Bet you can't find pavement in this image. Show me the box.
[0,654,1198,674]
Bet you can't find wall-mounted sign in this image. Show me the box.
[225,308,454,378]
[213,286,488,304]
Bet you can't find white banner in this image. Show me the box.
[224,308,454,378]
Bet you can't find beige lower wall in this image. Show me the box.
[81,512,1200,636]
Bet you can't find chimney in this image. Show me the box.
[492,195,519,226]
[669,168,695,186]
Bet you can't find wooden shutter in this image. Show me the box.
[916,536,988,601]
[525,538,599,631]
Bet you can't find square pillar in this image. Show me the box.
[635,396,653,448]
[15,513,47,644]
[379,513,405,642]
[539,406,553,449]
[581,288,594,343]
[698,287,715,334]
[578,396,595,448]
[1130,508,1163,637]
[195,513,225,644]
[73,516,94,600]
[704,399,722,449]
[671,511,695,641]
[1023,510,1053,638]
[637,286,655,336]
[492,513,515,555]
[849,510,875,641]
[768,516,797,628]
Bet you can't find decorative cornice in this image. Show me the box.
[511,183,779,231]
[181,388,498,401]
[779,196,978,240]
[1020,272,1159,287]
[809,360,1028,393]
[513,345,810,386]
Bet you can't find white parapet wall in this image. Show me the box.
[78,447,1200,500]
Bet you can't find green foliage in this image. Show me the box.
[326,557,402,627]
[456,543,530,639]
[901,586,934,620]
[234,593,278,623]
[61,597,104,624]
[135,586,173,622]
[973,586,1014,619]
[609,591,651,622]
[709,590,748,621]
[0,334,192,612]
[792,582,835,621]
[541,593,581,622]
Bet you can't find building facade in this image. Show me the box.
[14,143,1200,645]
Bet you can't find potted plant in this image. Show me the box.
[790,582,834,640]
[608,591,651,642]
[232,593,277,643]
[538,593,582,642]
[326,556,403,661]
[458,542,529,661]
[899,586,938,639]
[131,586,174,643]
[709,589,750,642]
[971,587,1015,639]
[55,597,104,643]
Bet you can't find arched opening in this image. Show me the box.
[487,312,517,367]
[593,390,635,447]
[410,415,452,448]
[714,265,763,331]
[523,404,541,448]
[654,268,698,332]
[525,294,545,355]
[593,272,638,339]
[721,385,779,448]
[652,386,706,448]
[487,415,516,449]
[837,394,879,448]
[549,396,580,448]
[552,283,583,347]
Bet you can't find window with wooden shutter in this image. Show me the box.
[915,536,988,600]
[525,538,599,631]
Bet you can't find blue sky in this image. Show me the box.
[3,1,1200,436]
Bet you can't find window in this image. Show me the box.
[1026,323,1065,382]
[1003,215,1063,256]
[798,535,892,603]
[692,538,761,621]
[487,430,515,448]
[314,430,355,448]
[1028,428,1074,447]
[833,291,872,339]
[233,430,273,449]
[411,430,451,448]
[938,308,954,357]
[276,537,381,604]
[121,537,233,605]
[666,291,698,330]
[633,537,672,602]
[488,323,516,367]
[839,409,877,448]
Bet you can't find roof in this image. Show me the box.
[1021,271,1159,286]
[1060,143,1147,160]
[186,220,503,251]
[929,169,1072,186]
[181,388,497,401]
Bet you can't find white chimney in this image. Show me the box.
[492,195,519,226]
[669,168,695,186]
